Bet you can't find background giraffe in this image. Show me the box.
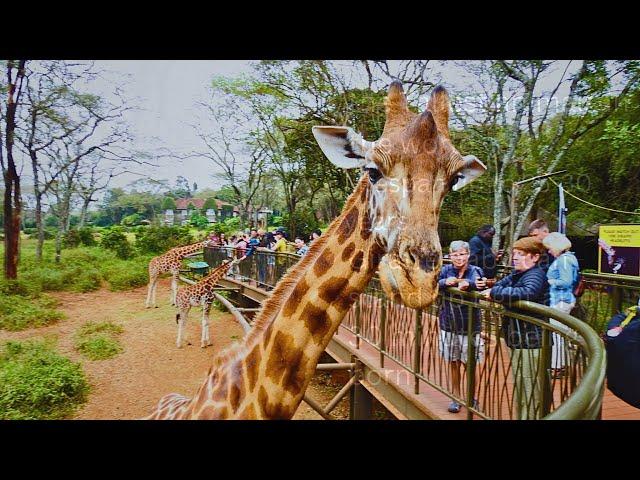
[175,258,238,348]
[145,240,210,308]
[145,82,485,419]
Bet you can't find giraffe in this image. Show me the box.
[145,240,211,309]
[175,258,239,348]
[145,82,486,419]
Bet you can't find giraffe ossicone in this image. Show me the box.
[145,82,486,419]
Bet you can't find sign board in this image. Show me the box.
[598,224,640,278]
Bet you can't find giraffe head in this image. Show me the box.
[313,82,486,309]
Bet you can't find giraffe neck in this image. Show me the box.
[160,177,383,419]
[172,241,207,259]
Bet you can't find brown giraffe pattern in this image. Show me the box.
[174,258,238,348]
[145,240,210,308]
[144,82,486,419]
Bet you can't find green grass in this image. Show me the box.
[74,321,124,360]
[0,294,65,331]
[0,338,89,419]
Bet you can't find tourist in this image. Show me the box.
[479,237,549,420]
[437,240,485,414]
[309,229,321,244]
[294,237,309,256]
[542,232,580,378]
[528,219,551,272]
[469,225,503,281]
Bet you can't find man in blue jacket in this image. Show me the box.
[438,240,485,413]
[469,225,504,280]
[479,236,549,419]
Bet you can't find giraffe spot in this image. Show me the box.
[360,184,368,202]
[335,286,361,312]
[319,277,349,304]
[238,403,256,419]
[313,251,335,277]
[351,251,364,272]
[341,242,356,262]
[245,345,261,391]
[368,245,384,273]
[337,207,359,243]
[265,330,296,383]
[216,407,229,419]
[301,302,332,345]
[229,376,245,413]
[282,277,309,317]
[263,323,274,346]
[211,374,229,401]
[258,386,290,419]
[361,212,372,240]
[197,405,217,419]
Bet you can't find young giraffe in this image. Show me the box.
[145,82,486,419]
[145,240,210,308]
[175,258,239,348]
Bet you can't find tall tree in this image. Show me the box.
[1,60,27,279]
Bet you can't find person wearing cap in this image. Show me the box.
[272,230,288,253]
[543,232,580,378]
[479,236,550,420]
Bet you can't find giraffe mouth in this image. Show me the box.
[379,254,440,309]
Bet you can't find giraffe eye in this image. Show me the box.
[366,167,382,184]
[449,173,464,190]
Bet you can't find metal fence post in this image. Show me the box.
[355,295,361,349]
[540,321,553,418]
[466,303,477,420]
[413,308,423,394]
[379,297,387,368]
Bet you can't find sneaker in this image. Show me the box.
[448,401,461,413]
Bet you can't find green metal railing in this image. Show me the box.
[203,246,606,420]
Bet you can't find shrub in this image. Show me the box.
[101,228,133,259]
[134,225,193,255]
[190,213,209,230]
[63,229,82,248]
[78,227,97,246]
[0,339,89,419]
[74,322,124,360]
[0,294,65,331]
[103,265,148,291]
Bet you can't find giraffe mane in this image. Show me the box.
[209,177,368,371]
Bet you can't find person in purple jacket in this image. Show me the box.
[438,240,485,413]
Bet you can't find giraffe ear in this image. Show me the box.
[312,126,373,169]
[452,155,487,191]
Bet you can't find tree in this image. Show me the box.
[162,196,177,211]
[1,60,27,279]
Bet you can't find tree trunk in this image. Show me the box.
[3,60,26,280]
[35,191,45,261]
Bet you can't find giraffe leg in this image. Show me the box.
[170,272,179,306]
[177,309,190,348]
[201,300,212,348]
[146,275,156,308]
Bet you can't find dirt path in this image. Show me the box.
[0,278,343,419]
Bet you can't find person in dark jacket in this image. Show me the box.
[469,225,504,280]
[528,219,551,272]
[438,240,485,413]
[479,236,549,419]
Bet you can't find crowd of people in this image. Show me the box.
[439,219,581,417]
[207,227,321,258]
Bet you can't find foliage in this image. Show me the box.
[0,339,89,419]
[78,227,97,246]
[190,212,209,230]
[74,322,124,360]
[201,197,217,214]
[161,196,177,210]
[134,225,193,255]
[0,280,64,331]
[62,228,82,248]
[121,213,144,226]
[100,227,133,259]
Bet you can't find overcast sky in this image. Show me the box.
[54,60,580,193]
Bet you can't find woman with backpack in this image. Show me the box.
[542,232,580,378]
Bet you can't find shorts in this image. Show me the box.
[439,330,485,364]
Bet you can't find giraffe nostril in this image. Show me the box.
[419,255,437,273]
